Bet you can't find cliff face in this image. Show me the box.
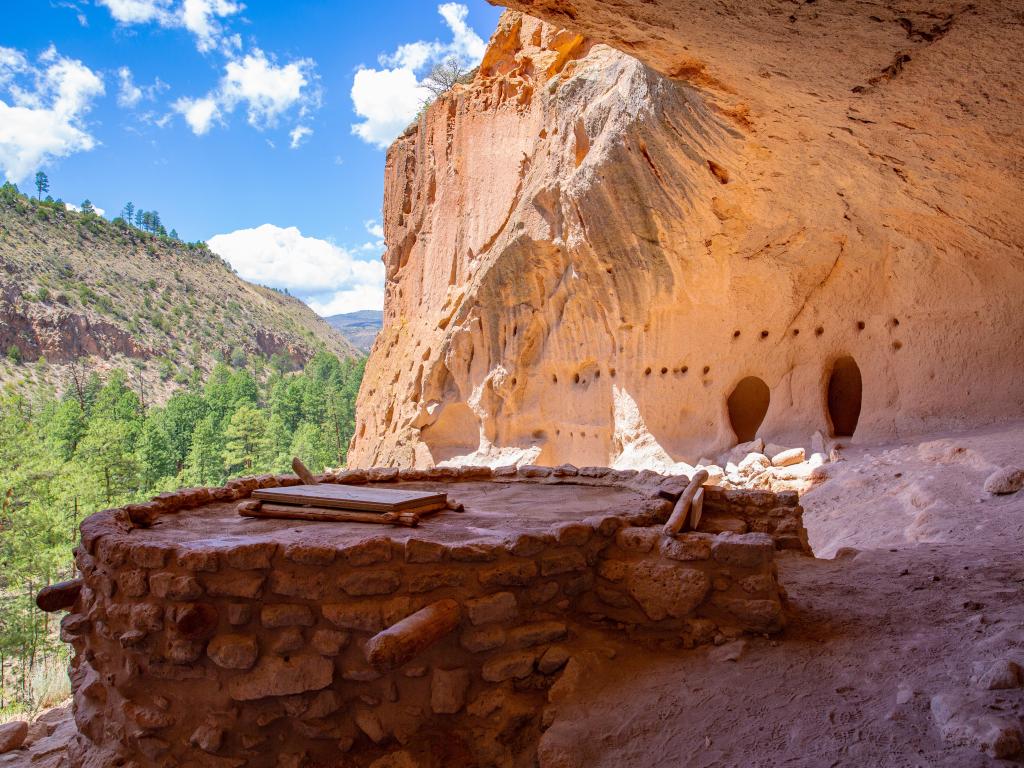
[350,6,1024,469]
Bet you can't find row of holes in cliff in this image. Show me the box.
[544,356,863,445]
[543,354,864,444]
[547,317,899,388]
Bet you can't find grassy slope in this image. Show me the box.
[0,189,356,399]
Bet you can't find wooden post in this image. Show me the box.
[364,599,462,672]
[36,579,82,613]
[662,470,709,537]
[292,457,317,485]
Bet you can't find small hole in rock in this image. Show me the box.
[645,367,652,376]
[703,366,711,375]
[574,373,580,384]
[815,326,825,336]
[856,321,865,330]
[893,340,903,350]
[681,366,689,373]
[660,367,668,375]
[793,329,800,336]
[760,330,769,339]
[733,330,741,338]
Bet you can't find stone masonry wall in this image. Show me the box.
[60,467,805,768]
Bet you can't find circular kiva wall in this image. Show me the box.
[56,466,807,767]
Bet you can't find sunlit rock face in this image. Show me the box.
[350,6,1024,469]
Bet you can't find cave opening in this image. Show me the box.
[727,376,770,444]
[827,356,863,437]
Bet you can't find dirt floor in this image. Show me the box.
[538,421,1024,766]
[4,421,1022,767]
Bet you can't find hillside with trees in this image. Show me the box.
[0,350,363,714]
[0,181,356,401]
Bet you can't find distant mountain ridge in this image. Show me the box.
[0,183,355,400]
[326,310,383,353]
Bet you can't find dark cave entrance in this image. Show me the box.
[827,356,862,437]
[727,376,770,444]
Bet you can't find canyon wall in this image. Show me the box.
[349,5,1024,469]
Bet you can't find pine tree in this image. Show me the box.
[222,405,269,476]
[80,200,95,215]
[74,418,138,505]
[162,392,207,472]
[122,202,135,223]
[183,416,223,486]
[134,210,144,229]
[136,415,176,490]
[48,397,86,461]
[34,172,49,200]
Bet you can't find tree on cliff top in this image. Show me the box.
[422,56,472,99]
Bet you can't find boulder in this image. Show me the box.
[983,467,1024,495]
[738,453,771,476]
[0,721,28,753]
[771,448,805,467]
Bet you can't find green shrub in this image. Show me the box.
[76,284,97,304]
[158,358,175,381]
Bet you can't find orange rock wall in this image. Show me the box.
[350,7,1024,468]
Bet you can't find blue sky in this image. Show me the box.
[0,0,503,313]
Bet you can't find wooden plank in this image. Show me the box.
[239,502,427,527]
[252,484,446,513]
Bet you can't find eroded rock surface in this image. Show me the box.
[350,4,1024,469]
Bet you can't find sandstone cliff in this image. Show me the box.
[350,5,1024,469]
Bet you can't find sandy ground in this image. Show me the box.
[540,421,1024,766]
[3,422,1022,767]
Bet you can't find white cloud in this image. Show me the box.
[350,2,486,149]
[222,50,314,128]
[97,0,173,25]
[289,125,311,149]
[97,0,242,54]
[172,95,220,134]
[350,67,426,149]
[0,46,104,183]
[207,224,385,312]
[116,67,168,109]
[116,66,142,107]
[181,0,244,53]
[365,220,384,240]
[0,47,28,89]
[174,49,319,135]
